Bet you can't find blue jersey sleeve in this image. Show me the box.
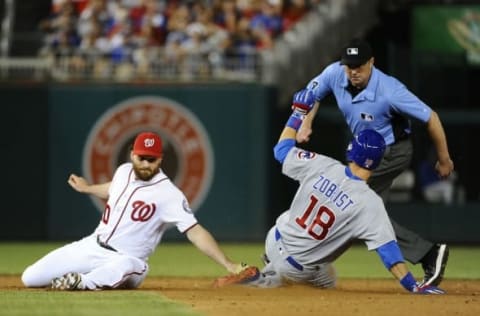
[273,139,296,164]
[376,240,405,270]
[390,79,432,123]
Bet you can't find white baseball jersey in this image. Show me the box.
[22,162,198,290]
[276,147,396,265]
[94,163,198,260]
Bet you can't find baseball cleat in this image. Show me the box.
[212,266,260,288]
[51,272,84,290]
[421,244,449,287]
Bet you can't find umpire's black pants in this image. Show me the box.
[367,138,433,264]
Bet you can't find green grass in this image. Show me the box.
[1,242,479,278]
[335,244,480,279]
[0,291,201,316]
[0,242,264,277]
[1,242,479,316]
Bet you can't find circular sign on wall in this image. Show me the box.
[83,96,214,212]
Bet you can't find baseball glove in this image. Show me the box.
[212,264,260,288]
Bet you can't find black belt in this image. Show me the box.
[275,228,303,271]
[96,236,117,252]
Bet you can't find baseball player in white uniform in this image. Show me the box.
[228,89,445,294]
[22,132,247,290]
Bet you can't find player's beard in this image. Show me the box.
[133,165,159,181]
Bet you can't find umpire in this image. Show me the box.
[296,38,454,286]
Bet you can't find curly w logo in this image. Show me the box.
[144,138,155,147]
[131,201,156,222]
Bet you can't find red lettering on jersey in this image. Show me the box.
[295,195,336,240]
[102,204,111,224]
[131,200,156,222]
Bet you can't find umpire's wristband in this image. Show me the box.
[400,272,417,292]
[286,111,304,131]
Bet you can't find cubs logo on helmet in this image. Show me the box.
[346,129,386,170]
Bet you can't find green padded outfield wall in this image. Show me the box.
[46,84,274,241]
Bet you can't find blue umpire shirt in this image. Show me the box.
[306,62,432,146]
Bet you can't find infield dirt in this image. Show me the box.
[2,275,479,316]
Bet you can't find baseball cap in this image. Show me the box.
[133,132,163,158]
[340,38,373,68]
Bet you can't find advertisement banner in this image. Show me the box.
[47,84,273,240]
[413,5,480,64]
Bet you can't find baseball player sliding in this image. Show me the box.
[22,132,249,290]
[214,89,445,294]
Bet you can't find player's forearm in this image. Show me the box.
[392,263,418,292]
[389,262,409,281]
[376,241,419,292]
[274,119,300,164]
[83,182,111,199]
[278,126,297,142]
[274,89,315,163]
[279,96,319,143]
[186,224,237,272]
[68,174,110,199]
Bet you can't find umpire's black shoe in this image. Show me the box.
[421,244,449,286]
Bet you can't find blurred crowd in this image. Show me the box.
[39,0,320,80]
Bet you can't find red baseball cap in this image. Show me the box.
[132,132,163,158]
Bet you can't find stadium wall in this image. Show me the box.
[0,83,478,243]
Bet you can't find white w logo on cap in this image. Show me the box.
[144,138,155,147]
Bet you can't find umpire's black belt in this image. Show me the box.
[96,236,117,252]
[275,228,304,271]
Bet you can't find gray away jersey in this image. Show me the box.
[276,147,396,266]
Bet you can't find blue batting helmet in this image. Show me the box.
[346,129,386,170]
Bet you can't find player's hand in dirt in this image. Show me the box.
[213,264,260,288]
[228,262,249,274]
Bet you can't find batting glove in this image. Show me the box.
[292,89,316,116]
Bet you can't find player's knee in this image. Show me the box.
[21,266,35,287]
[21,265,49,287]
[117,256,147,272]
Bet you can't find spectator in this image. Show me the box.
[40,0,314,80]
[213,0,241,33]
[39,0,80,56]
[250,0,284,49]
[282,0,309,31]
